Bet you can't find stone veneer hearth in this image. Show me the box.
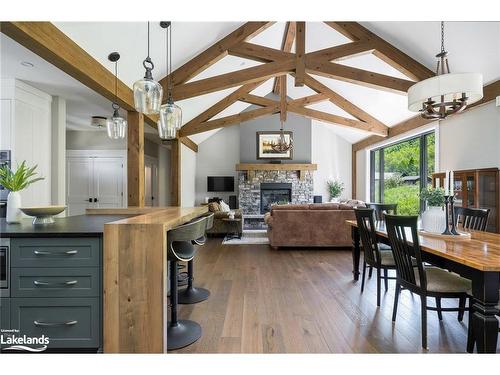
[238,170,314,215]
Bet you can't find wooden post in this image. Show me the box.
[295,22,305,87]
[171,139,181,206]
[127,111,145,207]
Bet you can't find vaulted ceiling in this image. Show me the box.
[2,21,499,144]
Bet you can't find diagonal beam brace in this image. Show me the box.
[273,21,296,94]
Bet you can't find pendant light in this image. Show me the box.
[133,22,163,115]
[158,21,182,140]
[106,52,127,140]
[407,22,483,119]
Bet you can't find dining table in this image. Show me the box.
[346,219,500,353]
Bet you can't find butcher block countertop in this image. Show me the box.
[86,206,208,353]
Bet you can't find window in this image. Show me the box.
[370,131,435,215]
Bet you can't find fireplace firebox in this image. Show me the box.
[260,183,292,214]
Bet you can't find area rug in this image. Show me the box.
[222,230,270,245]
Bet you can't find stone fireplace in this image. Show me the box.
[260,183,292,214]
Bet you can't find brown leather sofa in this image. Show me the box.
[264,201,365,248]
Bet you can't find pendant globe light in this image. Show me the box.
[133,22,163,115]
[158,21,182,140]
[106,52,127,140]
[407,22,483,119]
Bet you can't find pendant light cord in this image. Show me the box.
[440,21,445,54]
[168,24,173,99]
[114,61,118,108]
[147,21,151,59]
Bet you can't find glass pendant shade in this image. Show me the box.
[158,100,182,139]
[133,78,163,115]
[408,72,483,112]
[106,109,127,140]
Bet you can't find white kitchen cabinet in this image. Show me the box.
[66,151,126,216]
[0,79,52,207]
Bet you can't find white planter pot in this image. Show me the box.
[6,191,22,224]
[330,197,341,203]
[421,206,446,233]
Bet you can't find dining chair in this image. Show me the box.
[354,208,397,307]
[454,206,490,231]
[366,203,398,221]
[385,214,472,350]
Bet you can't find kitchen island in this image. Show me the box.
[0,206,207,354]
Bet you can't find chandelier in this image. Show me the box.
[270,119,293,153]
[106,52,127,140]
[133,22,163,115]
[407,22,483,120]
[158,21,182,140]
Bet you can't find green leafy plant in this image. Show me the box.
[420,187,445,207]
[327,179,344,200]
[384,173,403,189]
[0,161,44,192]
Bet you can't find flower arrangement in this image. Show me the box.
[327,179,344,201]
[0,161,44,192]
[420,187,445,207]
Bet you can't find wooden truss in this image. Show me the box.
[159,21,436,138]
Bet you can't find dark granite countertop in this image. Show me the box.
[0,215,132,238]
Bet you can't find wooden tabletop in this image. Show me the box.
[346,220,500,272]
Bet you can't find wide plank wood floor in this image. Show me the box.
[172,238,476,353]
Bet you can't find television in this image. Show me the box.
[207,176,234,192]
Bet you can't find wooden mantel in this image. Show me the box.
[236,163,317,181]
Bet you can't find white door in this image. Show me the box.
[93,157,124,208]
[145,157,158,207]
[66,157,93,216]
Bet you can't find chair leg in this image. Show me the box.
[376,268,381,307]
[360,261,367,293]
[466,297,475,353]
[383,268,388,291]
[368,266,373,278]
[435,297,443,321]
[170,260,179,325]
[392,282,401,322]
[420,295,428,350]
[458,296,466,322]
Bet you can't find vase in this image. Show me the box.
[6,191,22,224]
[330,197,340,203]
[421,206,446,233]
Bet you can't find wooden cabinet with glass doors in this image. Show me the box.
[432,168,499,233]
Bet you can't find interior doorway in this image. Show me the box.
[145,155,159,207]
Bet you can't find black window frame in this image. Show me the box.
[369,130,435,213]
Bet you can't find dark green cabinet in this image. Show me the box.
[0,298,10,331]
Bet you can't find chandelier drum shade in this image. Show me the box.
[407,22,483,120]
[158,21,183,140]
[106,52,127,140]
[133,22,163,115]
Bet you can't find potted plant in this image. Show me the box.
[420,187,446,233]
[0,161,44,223]
[327,179,344,203]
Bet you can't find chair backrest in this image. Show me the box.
[205,212,215,230]
[354,208,381,266]
[385,214,426,291]
[168,216,208,261]
[366,203,398,221]
[454,206,490,231]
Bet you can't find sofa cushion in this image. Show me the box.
[272,204,310,211]
[309,203,340,210]
[208,202,220,212]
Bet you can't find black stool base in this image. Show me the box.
[167,320,202,350]
[178,287,210,304]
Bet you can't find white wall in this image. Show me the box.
[312,122,352,201]
[181,143,196,207]
[440,102,500,170]
[158,145,171,206]
[66,130,126,150]
[51,97,66,205]
[195,126,240,205]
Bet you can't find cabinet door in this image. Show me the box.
[93,157,123,208]
[66,157,93,216]
[0,298,10,331]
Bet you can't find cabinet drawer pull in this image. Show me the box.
[34,250,78,256]
[33,320,78,327]
[33,280,78,286]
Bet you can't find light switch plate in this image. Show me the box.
[496,96,500,107]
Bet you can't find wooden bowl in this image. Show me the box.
[19,205,67,225]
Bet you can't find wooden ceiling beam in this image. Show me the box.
[306,41,374,62]
[160,21,273,89]
[228,42,293,63]
[179,105,280,137]
[303,74,388,135]
[239,93,278,107]
[306,59,415,94]
[172,58,295,101]
[288,93,329,107]
[288,105,388,136]
[179,137,199,153]
[273,22,296,94]
[295,22,306,87]
[325,22,434,81]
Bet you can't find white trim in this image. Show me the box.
[67,149,126,158]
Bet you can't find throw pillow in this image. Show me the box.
[219,200,230,212]
[208,202,220,212]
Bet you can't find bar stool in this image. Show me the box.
[167,215,208,350]
[178,213,214,304]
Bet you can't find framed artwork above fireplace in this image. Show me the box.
[256,131,293,160]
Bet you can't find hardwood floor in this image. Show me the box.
[172,238,475,353]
